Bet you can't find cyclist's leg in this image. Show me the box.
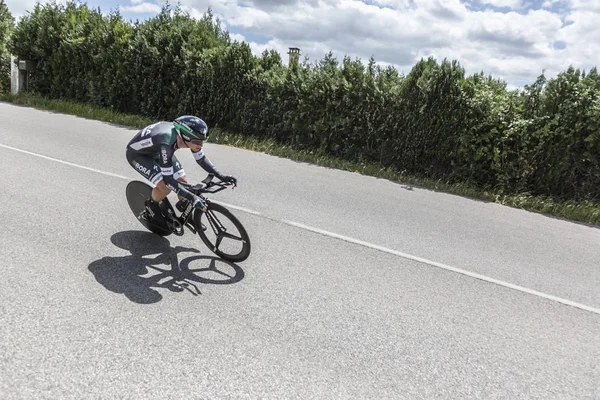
[127,150,190,203]
[167,156,206,230]
[126,150,160,182]
[172,154,188,198]
[127,151,179,200]
[171,155,193,212]
[170,157,205,230]
[127,151,162,187]
[126,151,169,221]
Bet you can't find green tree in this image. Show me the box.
[6,0,600,202]
[0,0,14,93]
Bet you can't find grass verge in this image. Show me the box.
[2,92,599,227]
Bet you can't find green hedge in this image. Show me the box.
[0,0,13,93]
[7,0,600,202]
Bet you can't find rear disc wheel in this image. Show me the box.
[126,180,172,237]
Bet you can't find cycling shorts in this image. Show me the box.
[126,150,185,185]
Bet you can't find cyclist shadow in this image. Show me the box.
[88,230,245,304]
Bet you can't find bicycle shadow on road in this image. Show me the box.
[88,230,245,304]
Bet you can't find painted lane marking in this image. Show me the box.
[2,143,599,316]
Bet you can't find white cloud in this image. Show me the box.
[479,0,524,9]
[119,3,163,14]
[204,0,600,86]
[229,33,246,43]
[541,0,561,8]
[570,0,600,12]
[5,0,600,87]
[369,0,411,8]
[5,0,68,20]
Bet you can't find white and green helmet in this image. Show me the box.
[173,115,209,144]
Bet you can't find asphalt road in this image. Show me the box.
[1,102,599,399]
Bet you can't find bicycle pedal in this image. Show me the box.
[169,223,185,236]
[167,217,185,236]
[138,210,149,221]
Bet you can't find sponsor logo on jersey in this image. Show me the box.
[141,122,160,137]
[161,148,168,163]
[161,167,174,175]
[129,138,153,151]
[192,149,205,160]
[134,161,151,176]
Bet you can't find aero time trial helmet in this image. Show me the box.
[173,115,209,144]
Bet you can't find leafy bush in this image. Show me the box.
[0,0,14,93]
[7,0,600,202]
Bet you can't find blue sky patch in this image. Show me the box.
[553,40,567,50]
[227,26,273,44]
[466,0,566,14]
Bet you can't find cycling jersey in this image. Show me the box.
[126,121,221,203]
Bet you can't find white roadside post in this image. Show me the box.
[10,54,19,94]
[10,56,35,94]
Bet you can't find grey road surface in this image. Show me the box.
[1,103,599,399]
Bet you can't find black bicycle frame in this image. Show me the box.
[177,197,199,234]
[171,175,232,235]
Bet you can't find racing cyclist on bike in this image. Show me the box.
[125,115,237,225]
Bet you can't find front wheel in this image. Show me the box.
[194,201,251,262]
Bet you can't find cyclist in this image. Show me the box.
[125,115,237,225]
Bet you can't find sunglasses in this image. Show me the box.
[185,137,207,145]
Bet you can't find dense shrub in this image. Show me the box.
[0,0,14,93]
[7,0,600,201]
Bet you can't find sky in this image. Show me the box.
[4,0,600,89]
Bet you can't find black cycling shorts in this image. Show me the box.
[126,150,185,185]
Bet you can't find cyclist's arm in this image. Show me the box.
[158,145,197,202]
[192,148,224,177]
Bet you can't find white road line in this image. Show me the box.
[282,220,600,315]
[2,143,599,316]
[0,143,132,181]
[215,201,263,216]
